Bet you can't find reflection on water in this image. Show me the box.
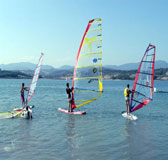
[66,115,79,155]
[65,115,84,160]
[122,119,156,160]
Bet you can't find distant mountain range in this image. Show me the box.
[57,60,168,70]
[0,62,55,71]
[0,60,168,80]
[104,60,168,70]
[0,60,168,71]
[58,60,168,70]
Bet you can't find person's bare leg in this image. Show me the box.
[70,100,73,112]
[22,101,24,107]
[127,102,130,116]
[68,101,71,112]
[128,105,130,115]
[22,98,25,108]
[126,102,128,114]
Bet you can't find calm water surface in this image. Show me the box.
[0,79,168,160]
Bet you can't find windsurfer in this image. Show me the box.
[20,83,28,107]
[124,84,133,115]
[66,83,73,112]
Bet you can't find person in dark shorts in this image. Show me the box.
[20,83,28,107]
[66,83,73,112]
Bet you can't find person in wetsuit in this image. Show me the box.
[66,83,73,112]
[124,84,133,115]
[20,83,28,107]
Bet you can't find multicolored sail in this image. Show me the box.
[26,53,44,105]
[130,44,156,112]
[72,18,103,109]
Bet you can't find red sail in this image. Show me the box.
[130,44,156,112]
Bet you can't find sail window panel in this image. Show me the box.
[140,56,153,75]
[75,66,102,79]
[81,37,102,56]
[88,20,102,32]
[132,85,151,109]
[78,53,102,67]
[74,79,100,106]
[87,28,102,34]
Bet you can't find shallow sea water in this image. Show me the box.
[0,79,168,160]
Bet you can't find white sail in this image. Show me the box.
[26,53,44,105]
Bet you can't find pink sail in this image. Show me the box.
[26,53,44,105]
[130,44,156,112]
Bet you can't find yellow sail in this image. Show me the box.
[72,18,103,109]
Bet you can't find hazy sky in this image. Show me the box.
[0,0,167,67]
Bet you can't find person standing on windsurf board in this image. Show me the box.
[20,83,28,107]
[124,84,134,115]
[66,83,73,112]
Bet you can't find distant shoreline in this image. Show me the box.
[1,68,168,80]
[0,77,167,81]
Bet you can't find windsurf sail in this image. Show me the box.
[130,44,156,112]
[26,53,44,105]
[72,18,103,109]
[0,111,13,119]
[0,111,21,119]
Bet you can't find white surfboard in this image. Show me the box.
[122,112,138,120]
[13,105,35,111]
